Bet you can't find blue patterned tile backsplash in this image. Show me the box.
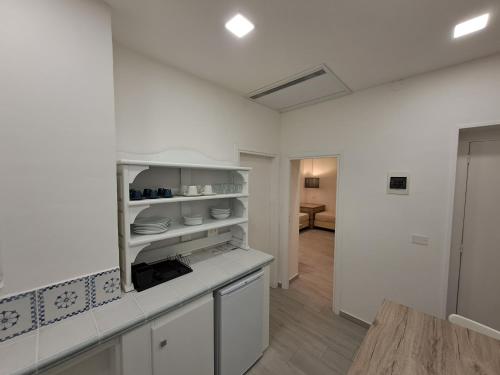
[0,291,37,343]
[91,269,121,307]
[38,276,91,326]
[0,268,120,343]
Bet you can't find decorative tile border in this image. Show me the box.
[91,269,121,308]
[38,276,91,327]
[0,291,37,343]
[0,268,120,343]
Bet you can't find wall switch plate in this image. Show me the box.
[411,234,429,246]
[207,229,218,237]
[387,172,410,195]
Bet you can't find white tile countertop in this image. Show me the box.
[0,247,273,375]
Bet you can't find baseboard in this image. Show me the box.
[277,273,299,288]
[313,226,336,232]
[339,310,371,328]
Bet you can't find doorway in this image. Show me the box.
[447,125,500,330]
[288,157,338,311]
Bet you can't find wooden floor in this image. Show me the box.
[248,229,368,375]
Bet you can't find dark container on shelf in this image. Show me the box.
[132,258,193,292]
[129,189,143,200]
[131,263,154,291]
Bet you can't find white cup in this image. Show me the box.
[203,184,213,195]
[187,185,198,196]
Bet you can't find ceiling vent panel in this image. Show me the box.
[247,65,351,112]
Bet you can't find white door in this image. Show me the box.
[239,153,275,281]
[151,295,214,375]
[457,140,500,330]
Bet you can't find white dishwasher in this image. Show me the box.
[215,270,264,375]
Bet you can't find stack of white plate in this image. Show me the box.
[132,216,171,235]
[183,215,203,226]
[210,207,231,220]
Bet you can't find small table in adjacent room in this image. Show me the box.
[300,203,325,228]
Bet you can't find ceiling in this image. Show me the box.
[105,0,500,97]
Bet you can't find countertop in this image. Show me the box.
[0,247,273,375]
[348,300,500,375]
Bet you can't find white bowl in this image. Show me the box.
[183,215,203,226]
[210,213,231,220]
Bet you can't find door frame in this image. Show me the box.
[443,120,500,318]
[237,148,280,288]
[280,152,343,314]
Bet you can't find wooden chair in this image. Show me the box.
[448,314,500,340]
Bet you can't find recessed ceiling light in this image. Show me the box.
[454,13,490,38]
[225,13,254,38]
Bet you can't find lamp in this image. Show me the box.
[304,159,320,188]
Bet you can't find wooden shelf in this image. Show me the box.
[129,194,248,207]
[129,217,248,247]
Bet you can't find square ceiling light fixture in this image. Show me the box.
[225,13,254,38]
[454,13,490,38]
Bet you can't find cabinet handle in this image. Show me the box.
[160,339,168,348]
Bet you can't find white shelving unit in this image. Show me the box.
[117,160,250,292]
[128,193,248,207]
[129,217,249,247]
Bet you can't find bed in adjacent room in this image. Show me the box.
[299,212,309,230]
[314,211,335,230]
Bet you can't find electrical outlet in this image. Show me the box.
[208,228,218,237]
[411,234,429,246]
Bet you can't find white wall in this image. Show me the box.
[113,45,281,281]
[300,158,337,213]
[280,53,500,322]
[113,45,281,163]
[0,0,118,296]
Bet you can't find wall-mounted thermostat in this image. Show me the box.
[387,172,409,195]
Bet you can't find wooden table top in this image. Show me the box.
[300,203,325,209]
[348,300,500,375]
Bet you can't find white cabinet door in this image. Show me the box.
[151,294,214,375]
[44,340,120,375]
[121,324,152,375]
[216,271,264,375]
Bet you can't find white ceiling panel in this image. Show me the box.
[248,65,350,111]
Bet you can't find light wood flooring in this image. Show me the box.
[248,229,368,375]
